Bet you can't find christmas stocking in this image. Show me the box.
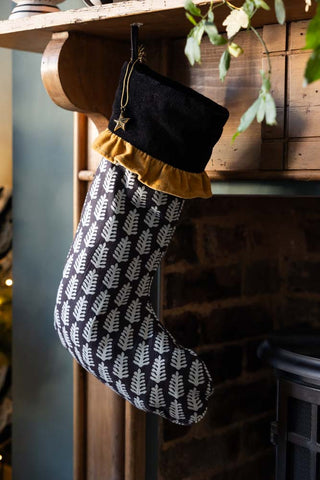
[54,59,229,425]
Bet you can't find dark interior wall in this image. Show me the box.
[12,51,74,479]
[160,196,320,480]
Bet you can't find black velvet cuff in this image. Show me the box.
[108,62,229,174]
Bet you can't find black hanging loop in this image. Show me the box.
[130,23,143,61]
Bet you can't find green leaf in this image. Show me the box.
[186,12,197,26]
[184,36,201,65]
[265,93,277,125]
[242,0,256,18]
[236,97,261,134]
[207,8,214,22]
[219,50,231,82]
[256,96,266,122]
[204,21,227,45]
[305,3,320,50]
[304,47,320,84]
[254,0,270,10]
[274,0,286,24]
[192,21,205,44]
[184,0,202,17]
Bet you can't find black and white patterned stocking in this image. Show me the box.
[54,157,213,425]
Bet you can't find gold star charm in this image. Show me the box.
[114,112,130,131]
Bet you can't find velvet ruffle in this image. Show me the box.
[92,129,212,199]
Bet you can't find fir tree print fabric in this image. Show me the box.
[54,158,213,425]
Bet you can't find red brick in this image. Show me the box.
[206,377,276,431]
[165,221,198,265]
[165,265,241,309]
[160,426,241,480]
[200,345,242,385]
[164,311,201,348]
[244,260,281,296]
[201,304,273,345]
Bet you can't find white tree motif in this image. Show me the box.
[61,300,70,326]
[187,388,203,412]
[74,249,87,274]
[157,224,174,249]
[62,326,73,349]
[144,206,160,228]
[118,325,134,351]
[81,201,92,227]
[134,397,147,411]
[114,282,132,307]
[54,306,60,330]
[82,317,98,343]
[130,368,147,396]
[116,380,131,401]
[133,341,149,368]
[90,242,108,269]
[152,190,168,206]
[84,222,98,248]
[81,269,98,295]
[165,198,182,223]
[94,194,108,221]
[103,165,117,192]
[72,229,83,254]
[138,315,153,340]
[125,298,142,323]
[103,263,121,289]
[73,295,88,322]
[154,331,170,354]
[188,359,205,386]
[98,362,112,384]
[123,209,139,236]
[99,158,107,173]
[91,290,110,315]
[150,356,166,383]
[149,385,165,408]
[136,273,151,297]
[168,372,185,399]
[113,236,131,263]
[145,249,162,272]
[102,215,118,242]
[121,169,136,190]
[63,254,73,279]
[103,308,120,333]
[113,352,129,379]
[57,328,67,348]
[89,174,101,200]
[82,343,95,367]
[70,323,80,347]
[66,275,79,300]
[132,186,147,208]
[136,229,152,255]
[169,400,185,421]
[111,189,126,214]
[56,280,64,305]
[205,382,214,400]
[171,348,187,371]
[96,334,113,361]
[125,256,141,282]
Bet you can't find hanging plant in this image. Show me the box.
[184,0,320,140]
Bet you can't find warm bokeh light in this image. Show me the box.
[5,278,13,287]
[0,454,2,461]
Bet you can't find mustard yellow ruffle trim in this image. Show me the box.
[92,129,212,199]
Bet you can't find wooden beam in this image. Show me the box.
[0,0,315,53]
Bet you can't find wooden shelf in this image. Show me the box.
[0,0,315,54]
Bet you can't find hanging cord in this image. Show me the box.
[114,24,144,132]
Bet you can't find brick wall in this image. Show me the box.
[159,196,320,480]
